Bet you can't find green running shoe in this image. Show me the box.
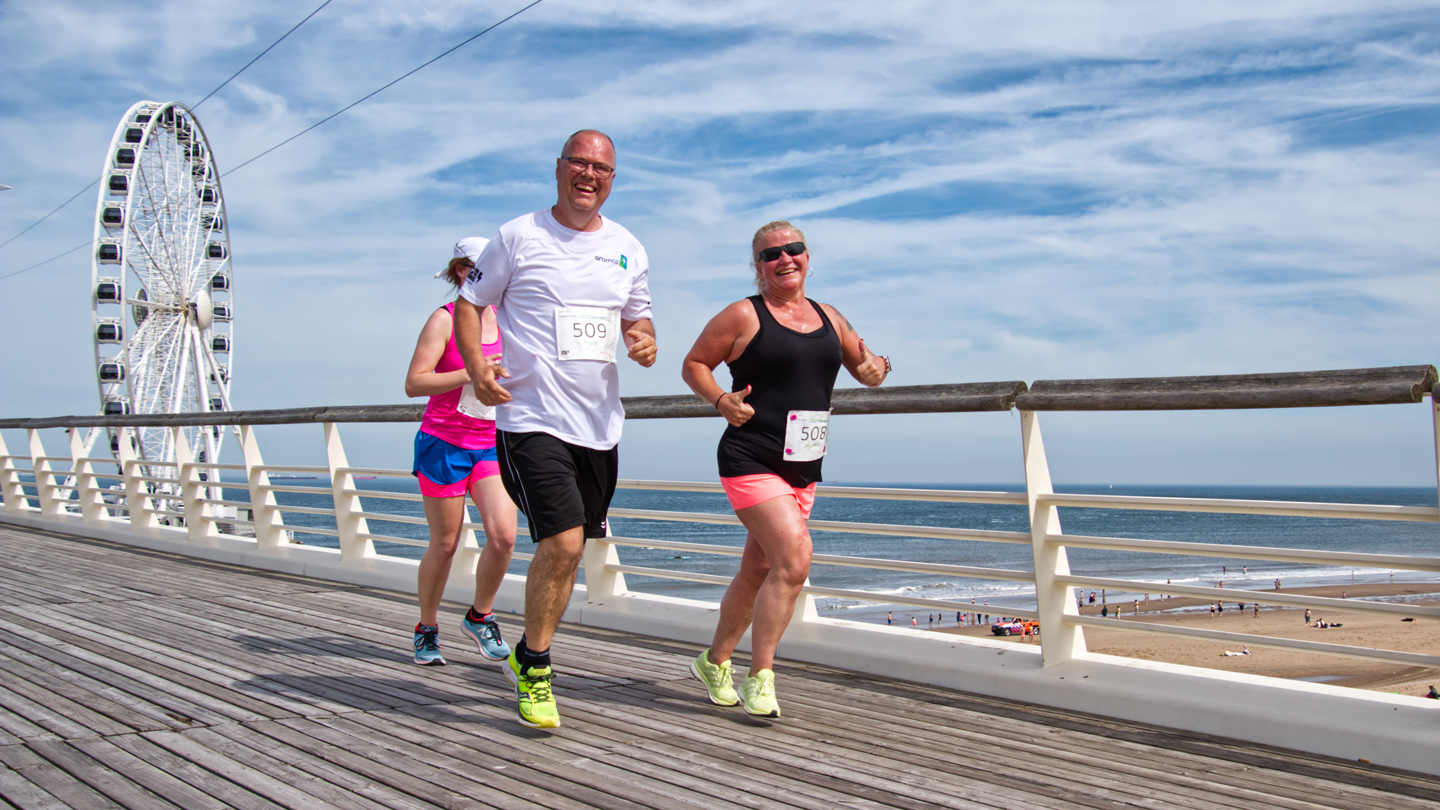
[742,668,780,717]
[689,648,740,706]
[504,650,559,728]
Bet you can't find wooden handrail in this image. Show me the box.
[1015,365,1436,411]
[1,365,1433,428]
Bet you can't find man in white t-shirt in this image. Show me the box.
[454,129,656,728]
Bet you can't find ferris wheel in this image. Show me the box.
[88,101,234,492]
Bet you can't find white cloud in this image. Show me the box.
[2,0,1437,484]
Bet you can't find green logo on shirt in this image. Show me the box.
[619,254,628,269]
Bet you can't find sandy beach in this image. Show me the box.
[929,582,1440,698]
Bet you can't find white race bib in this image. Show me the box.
[457,383,496,421]
[783,410,830,462]
[556,306,620,362]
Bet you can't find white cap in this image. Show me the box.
[434,236,490,278]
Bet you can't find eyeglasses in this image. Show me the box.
[755,241,807,263]
[560,156,615,178]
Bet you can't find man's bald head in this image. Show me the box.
[562,129,615,158]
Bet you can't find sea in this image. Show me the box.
[202,478,1439,625]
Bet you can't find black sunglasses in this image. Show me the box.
[756,241,806,263]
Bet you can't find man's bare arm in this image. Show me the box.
[454,298,512,405]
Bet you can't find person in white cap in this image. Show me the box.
[454,129,656,728]
[401,237,518,667]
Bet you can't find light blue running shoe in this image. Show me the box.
[461,611,511,661]
[413,624,446,666]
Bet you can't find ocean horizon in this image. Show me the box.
[160,477,1440,625]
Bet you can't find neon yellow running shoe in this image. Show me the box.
[689,648,740,706]
[742,668,780,717]
[504,650,559,728]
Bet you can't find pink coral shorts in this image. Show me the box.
[417,461,500,498]
[720,473,817,519]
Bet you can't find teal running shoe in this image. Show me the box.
[742,668,780,717]
[461,611,511,661]
[412,624,446,666]
[689,648,740,706]
[504,651,559,728]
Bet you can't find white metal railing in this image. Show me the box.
[2,366,1439,768]
[603,479,1041,618]
[3,381,1436,677]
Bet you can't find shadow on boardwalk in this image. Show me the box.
[1,522,1438,809]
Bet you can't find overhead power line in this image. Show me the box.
[193,0,335,109]
[0,0,335,252]
[0,182,97,250]
[0,240,90,282]
[0,0,545,283]
[224,0,545,177]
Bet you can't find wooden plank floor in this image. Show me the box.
[0,524,1437,810]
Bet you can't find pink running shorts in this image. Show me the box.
[720,473,817,519]
[417,460,500,498]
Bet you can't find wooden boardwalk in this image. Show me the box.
[0,524,1437,810]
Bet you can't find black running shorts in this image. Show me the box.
[495,430,618,542]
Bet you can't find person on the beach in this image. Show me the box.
[454,129,657,728]
[1304,608,1311,624]
[403,237,518,667]
[683,221,890,718]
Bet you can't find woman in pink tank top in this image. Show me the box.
[401,237,517,667]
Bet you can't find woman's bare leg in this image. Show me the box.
[468,474,517,613]
[708,494,811,673]
[417,494,466,626]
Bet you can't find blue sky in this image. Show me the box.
[2,1,1437,486]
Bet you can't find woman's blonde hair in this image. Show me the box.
[750,220,806,293]
[441,257,471,292]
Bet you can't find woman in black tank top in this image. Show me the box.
[680,221,891,718]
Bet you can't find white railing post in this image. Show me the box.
[449,503,482,590]
[27,429,62,518]
[324,422,373,562]
[790,582,819,630]
[173,428,217,541]
[117,428,158,531]
[583,524,629,602]
[70,427,105,525]
[1021,410,1086,665]
[1431,389,1438,506]
[239,424,285,549]
[0,432,29,513]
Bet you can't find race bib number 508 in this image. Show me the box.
[783,410,830,462]
[555,306,620,362]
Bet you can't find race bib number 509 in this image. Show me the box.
[555,306,620,362]
[783,410,830,462]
